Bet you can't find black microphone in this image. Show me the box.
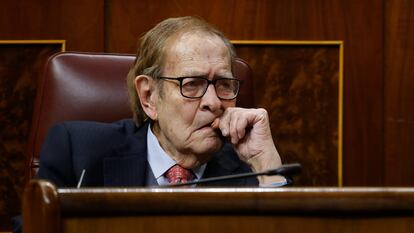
[164,163,302,187]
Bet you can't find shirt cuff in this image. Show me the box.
[259,177,288,187]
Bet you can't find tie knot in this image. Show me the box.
[165,164,195,184]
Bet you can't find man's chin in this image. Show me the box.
[195,137,223,154]
[183,138,223,166]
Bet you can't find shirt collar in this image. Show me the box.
[146,124,206,181]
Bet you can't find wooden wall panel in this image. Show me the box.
[235,43,341,186]
[385,0,414,186]
[0,42,64,230]
[106,0,384,186]
[0,0,104,51]
[0,1,104,230]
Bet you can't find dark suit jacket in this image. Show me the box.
[12,119,258,233]
[37,119,259,187]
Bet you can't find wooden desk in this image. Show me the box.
[23,180,414,233]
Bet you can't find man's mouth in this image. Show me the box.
[196,121,220,135]
[197,121,224,137]
[195,121,226,143]
[197,123,214,130]
[197,118,220,130]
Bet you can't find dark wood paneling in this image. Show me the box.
[0,0,104,51]
[106,0,384,186]
[385,0,414,186]
[0,43,63,230]
[235,43,340,186]
[0,1,104,230]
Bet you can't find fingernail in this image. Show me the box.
[231,137,238,144]
[211,118,220,128]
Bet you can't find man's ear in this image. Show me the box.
[135,75,158,120]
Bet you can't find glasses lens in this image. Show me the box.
[215,79,239,99]
[181,77,208,98]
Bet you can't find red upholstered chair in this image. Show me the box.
[25,52,254,181]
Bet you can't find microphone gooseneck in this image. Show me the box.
[164,163,302,187]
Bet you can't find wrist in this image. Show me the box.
[247,146,282,173]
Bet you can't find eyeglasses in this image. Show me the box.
[159,76,242,100]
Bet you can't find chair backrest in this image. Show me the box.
[25,52,254,180]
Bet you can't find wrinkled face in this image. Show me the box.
[152,32,236,167]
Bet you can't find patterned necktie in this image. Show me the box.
[165,164,195,184]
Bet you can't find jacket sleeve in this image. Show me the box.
[36,123,77,187]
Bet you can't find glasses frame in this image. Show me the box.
[159,76,243,100]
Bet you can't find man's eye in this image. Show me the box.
[183,78,205,88]
[219,82,231,89]
[184,80,198,87]
[216,80,233,90]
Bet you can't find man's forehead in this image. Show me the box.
[164,60,232,78]
[163,32,232,76]
[166,32,228,58]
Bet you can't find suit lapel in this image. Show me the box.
[103,122,149,187]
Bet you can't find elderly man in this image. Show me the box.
[36,16,285,187]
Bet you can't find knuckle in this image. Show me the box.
[257,108,268,118]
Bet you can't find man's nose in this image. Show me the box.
[200,84,221,112]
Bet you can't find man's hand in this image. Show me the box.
[212,107,284,184]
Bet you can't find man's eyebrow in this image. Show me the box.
[214,73,234,79]
[222,74,234,78]
[178,74,207,78]
[179,70,207,77]
[179,69,233,78]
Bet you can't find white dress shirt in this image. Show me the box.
[146,124,206,185]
